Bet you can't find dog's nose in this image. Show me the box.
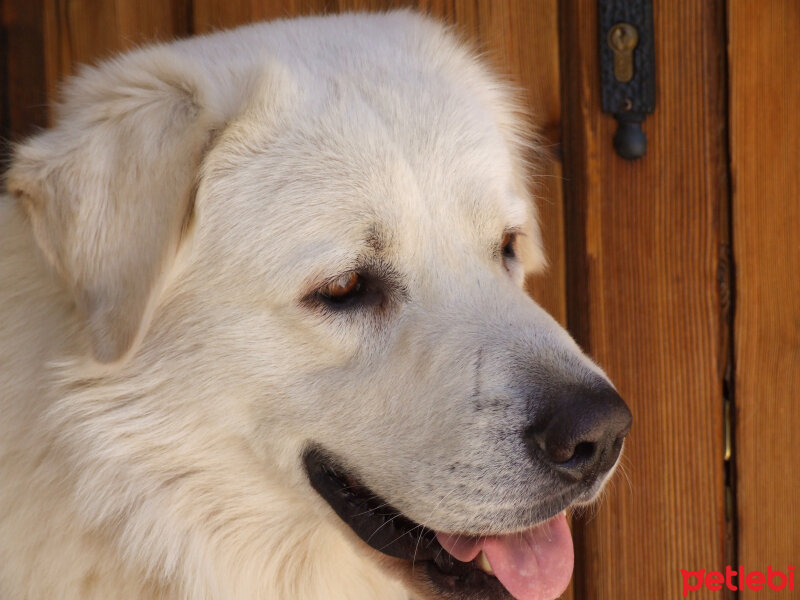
[526,384,632,481]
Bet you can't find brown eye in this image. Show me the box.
[502,232,517,259]
[320,272,362,302]
[311,269,389,312]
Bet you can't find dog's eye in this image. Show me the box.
[316,271,382,310]
[308,267,393,313]
[501,232,517,260]
[321,272,361,301]
[308,265,400,313]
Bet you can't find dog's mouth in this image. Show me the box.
[304,449,574,600]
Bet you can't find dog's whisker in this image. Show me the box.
[617,457,634,493]
[365,512,405,545]
[411,487,458,572]
[350,502,391,518]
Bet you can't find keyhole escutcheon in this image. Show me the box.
[608,22,639,83]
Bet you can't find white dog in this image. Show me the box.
[0,11,631,600]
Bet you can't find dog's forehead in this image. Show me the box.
[197,14,535,278]
[205,73,526,250]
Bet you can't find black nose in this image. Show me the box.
[526,383,632,481]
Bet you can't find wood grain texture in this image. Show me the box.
[729,1,800,592]
[42,0,191,109]
[0,0,6,156]
[193,0,333,32]
[2,0,49,144]
[560,0,729,597]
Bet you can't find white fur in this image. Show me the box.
[0,12,609,600]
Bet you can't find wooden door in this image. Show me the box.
[729,3,800,597]
[561,2,730,597]
[1,1,798,598]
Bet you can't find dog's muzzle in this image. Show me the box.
[304,380,632,600]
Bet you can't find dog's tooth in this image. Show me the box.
[475,551,493,575]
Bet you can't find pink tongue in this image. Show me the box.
[435,513,573,600]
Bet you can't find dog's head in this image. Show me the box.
[7,12,630,600]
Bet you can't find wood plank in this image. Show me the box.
[0,0,7,156]
[2,0,48,144]
[560,1,729,597]
[729,1,800,593]
[193,0,333,33]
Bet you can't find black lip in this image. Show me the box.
[303,448,512,599]
[304,448,439,560]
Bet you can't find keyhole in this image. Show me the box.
[608,22,639,83]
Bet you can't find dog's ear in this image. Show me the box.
[489,93,548,278]
[6,53,222,363]
[516,205,546,276]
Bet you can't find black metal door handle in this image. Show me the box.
[598,0,656,160]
